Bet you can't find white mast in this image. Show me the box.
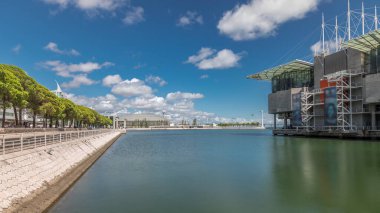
[362,2,365,35]
[376,5,378,30]
[335,16,339,51]
[261,110,264,128]
[322,13,325,54]
[348,0,351,40]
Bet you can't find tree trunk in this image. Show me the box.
[2,103,6,128]
[18,108,22,127]
[49,117,53,128]
[55,119,59,128]
[13,106,18,126]
[33,112,36,128]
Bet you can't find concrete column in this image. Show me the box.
[124,120,126,129]
[284,116,288,129]
[370,104,376,130]
[274,114,277,129]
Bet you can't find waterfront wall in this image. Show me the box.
[0,131,122,212]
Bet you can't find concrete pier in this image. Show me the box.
[0,130,123,212]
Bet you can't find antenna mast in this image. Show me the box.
[335,16,339,51]
[376,5,378,30]
[322,13,325,54]
[362,2,365,35]
[348,0,351,40]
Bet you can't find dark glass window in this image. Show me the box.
[370,46,380,74]
[271,69,314,93]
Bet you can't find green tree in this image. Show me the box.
[0,68,24,127]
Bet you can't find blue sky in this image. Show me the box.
[0,0,378,123]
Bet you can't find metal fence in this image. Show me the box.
[0,129,112,156]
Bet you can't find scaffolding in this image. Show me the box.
[300,87,314,129]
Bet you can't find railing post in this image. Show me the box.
[45,133,47,147]
[21,134,23,151]
[60,133,62,143]
[34,133,37,149]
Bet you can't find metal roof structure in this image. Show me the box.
[247,60,313,81]
[342,29,380,53]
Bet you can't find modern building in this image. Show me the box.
[51,81,65,98]
[112,114,169,129]
[248,3,380,138]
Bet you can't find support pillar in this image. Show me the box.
[124,120,126,129]
[370,104,376,130]
[274,114,277,129]
[284,115,288,129]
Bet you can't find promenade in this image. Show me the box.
[0,129,123,212]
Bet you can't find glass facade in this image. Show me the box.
[369,46,380,74]
[271,69,314,93]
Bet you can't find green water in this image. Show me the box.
[49,130,380,213]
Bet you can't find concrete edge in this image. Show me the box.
[4,132,124,213]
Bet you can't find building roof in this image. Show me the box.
[247,60,313,81]
[117,113,167,121]
[342,30,380,53]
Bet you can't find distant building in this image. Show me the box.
[51,81,65,98]
[112,114,169,128]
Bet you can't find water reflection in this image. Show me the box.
[271,136,380,212]
[50,130,380,213]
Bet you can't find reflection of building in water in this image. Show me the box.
[271,137,380,211]
[248,2,380,138]
[111,114,169,128]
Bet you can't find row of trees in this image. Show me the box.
[218,122,260,127]
[0,64,112,128]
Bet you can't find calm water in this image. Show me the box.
[50,130,380,213]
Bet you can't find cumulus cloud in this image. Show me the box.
[177,11,203,27]
[186,47,242,70]
[12,44,22,54]
[40,60,113,77]
[123,6,144,25]
[218,0,320,41]
[166,92,204,101]
[310,40,341,56]
[103,74,122,87]
[61,74,97,88]
[111,78,153,97]
[200,74,209,79]
[44,42,80,56]
[42,0,126,12]
[67,93,120,112]
[145,75,167,87]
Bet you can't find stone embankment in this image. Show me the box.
[0,130,123,213]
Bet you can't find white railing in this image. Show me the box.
[0,129,112,156]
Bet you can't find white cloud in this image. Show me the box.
[310,40,341,56]
[218,0,320,41]
[41,60,113,77]
[123,6,144,25]
[145,75,167,87]
[44,42,80,56]
[12,44,22,54]
[200,74,209,79]
[186,48,242,70]
[61,74,97,88]
[166,92,204,101]
[42,0,126,11]
[111,78,153,97]
[67,93,119,112]
[103,74,122,87]
[177,11,203,27]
